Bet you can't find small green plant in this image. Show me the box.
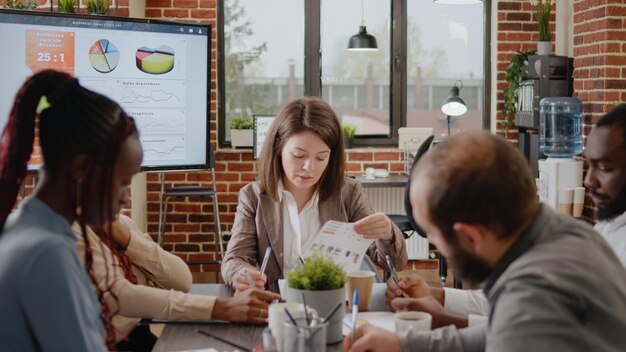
[342,123,357,141]
[87,0,110,15]
[287,253,346,291]
[229,115,254,130]
[4,0,38,9]
[530,0,554,42]
[500,49,536,134]
[58,0,75,13]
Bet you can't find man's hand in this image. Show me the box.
[234,267,267,293]
[212,289,280,324]
[343,324,403,352]
[385,272,430,310]
[392,296,468,329]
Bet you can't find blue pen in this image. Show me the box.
[351,288,359,343]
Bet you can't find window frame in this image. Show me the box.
[217,0,491,148]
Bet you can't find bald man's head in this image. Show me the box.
[410,131,539,241]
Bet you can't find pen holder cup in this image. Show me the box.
[283,321,327,352]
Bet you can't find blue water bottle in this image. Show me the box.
[539,97,583,158]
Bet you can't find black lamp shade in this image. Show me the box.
[441,86,467,116]
[348,25,378,51]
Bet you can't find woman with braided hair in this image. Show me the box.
[0,70,143,351]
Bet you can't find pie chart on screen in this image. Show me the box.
[88,39,120,73]
[135,45,175,74]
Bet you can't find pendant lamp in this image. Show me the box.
[348,0,378,51]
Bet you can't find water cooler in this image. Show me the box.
[537,97,584,213]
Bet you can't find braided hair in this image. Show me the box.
[0,69,138,349]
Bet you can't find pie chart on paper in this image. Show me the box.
[135,45,175,74]
[88,39,120,73]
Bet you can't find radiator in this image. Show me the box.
[363,187,429,260]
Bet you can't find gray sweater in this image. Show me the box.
[400,205,626,352]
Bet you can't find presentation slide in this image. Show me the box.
[0,10,210,171]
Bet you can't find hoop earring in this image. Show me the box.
[76,179,83,218]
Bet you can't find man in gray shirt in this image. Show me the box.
[344,132,626,352]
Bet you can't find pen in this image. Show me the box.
[385,254,407,298]
[284,308,299,327]
[322,302,343,324]
[301,292,310,326]
[260,246,272,275]
[351,288,359,343]
[242,267,256,289]
[197,329,251,351]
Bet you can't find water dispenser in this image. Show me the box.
[537,97,584,215]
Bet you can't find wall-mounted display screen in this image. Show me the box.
[0,9,211,171]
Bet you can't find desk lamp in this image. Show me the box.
[441,80,467,137]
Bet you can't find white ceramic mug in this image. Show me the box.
[394,311,432,332]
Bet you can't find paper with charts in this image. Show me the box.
[302,220,375,273]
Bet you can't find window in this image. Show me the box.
[218,0,489,147]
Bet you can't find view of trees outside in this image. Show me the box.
[222,0,484,141]
[223,0,303,141]
[406,1,484,139]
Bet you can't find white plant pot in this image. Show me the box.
[537,41,551,56]
[284,285,346,344]
[230,129,253,148]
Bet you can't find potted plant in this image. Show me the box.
[285,252,347,343]
[500,49,535,137]
[342,123,357,149]
[3,0,38,9]
[530,0,554,55]
[285,253,347,344]
[229,115,254,148]
[58,0,75,13]
[87,0,110,15]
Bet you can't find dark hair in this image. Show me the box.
[597,103,626,149]
[412,131,539,240]
[258,97,345,202]
[0,70,138,349]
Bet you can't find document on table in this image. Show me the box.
[342,312,396,335]
[302,220,375,273]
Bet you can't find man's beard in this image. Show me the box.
[591,186,626,221]
[445,232,492,286]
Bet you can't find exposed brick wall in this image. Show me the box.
[495,0,555,141]
[573,0,626,220]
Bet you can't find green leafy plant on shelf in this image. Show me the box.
[530,0,554,42]
[58,0,75,13]
[87,0,110,15]
[500,49,536,136]
[3,0,38,9]
[287,252,346,291]
[229,115,254,130]
[341,123,357,142]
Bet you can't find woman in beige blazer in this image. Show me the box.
[221,97,408,292]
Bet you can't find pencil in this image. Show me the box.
[197,329,250,351]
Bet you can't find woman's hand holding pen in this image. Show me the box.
[353,212,393,241]
[234,268,267,293]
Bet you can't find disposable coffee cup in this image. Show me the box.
[394,311,432,332]
[573,187,585,217]
[558,188,574,215]
[347,270,375,311]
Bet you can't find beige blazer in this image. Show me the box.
[221,178,408,290]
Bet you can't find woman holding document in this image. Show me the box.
[221,97,408,293]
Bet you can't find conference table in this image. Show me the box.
[152,283,390,352]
